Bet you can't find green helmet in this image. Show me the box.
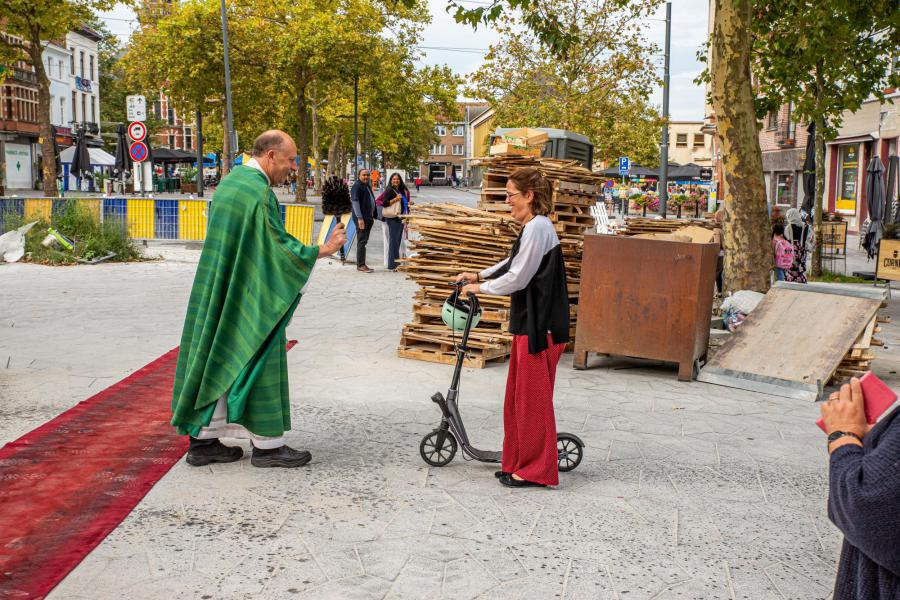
[442,290,482,332]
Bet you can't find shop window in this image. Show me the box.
[775,172,795,206]
[836,145,860,214]
[430,165,446,180]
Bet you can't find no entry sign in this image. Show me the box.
[128,121,147,142]
[129,141,149,162]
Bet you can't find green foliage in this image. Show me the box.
[752,0,900,138]
[3,203,143,265]
[468,0,664,167]
[809,271,874,284]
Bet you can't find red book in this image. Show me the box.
[817,371,898,433]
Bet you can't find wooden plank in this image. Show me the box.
[698,285,884,400]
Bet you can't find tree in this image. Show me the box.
[707,0,771,292]
[0,0,119,195]
[753,0,900,276]
[468,2,664,166]
[122,0,263,176]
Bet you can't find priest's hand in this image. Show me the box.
[454,272,479,285]
[318,223,347,257]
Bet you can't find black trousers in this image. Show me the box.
[386,217,404,269]
[356,218,374,266]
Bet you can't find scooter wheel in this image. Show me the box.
[557,433,584,472]
[420,429,457,467]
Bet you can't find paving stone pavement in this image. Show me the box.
[5,223,898,600]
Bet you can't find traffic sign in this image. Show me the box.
[618,156,630,175]
[127,121,147,142]
[126,95,147,121]
[129,141,149,162]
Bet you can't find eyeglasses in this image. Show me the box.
[506,192,522,200]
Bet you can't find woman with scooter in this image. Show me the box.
[455,167,570,488]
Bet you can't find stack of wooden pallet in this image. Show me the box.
[396,156,601,368]
[622,217,714,236]
[397,204,519,368]
[830,310,889,384]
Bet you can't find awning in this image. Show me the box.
[826,134,874,146]
[59,146,115,167]
[152,148,197,163]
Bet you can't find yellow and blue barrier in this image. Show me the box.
[0,197,314,245]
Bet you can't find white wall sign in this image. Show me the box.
[4,143,33,189]
[126,95,147,121]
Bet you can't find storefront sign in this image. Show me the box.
[836,145,858,214]
[876,239,900,281]
[75,76,93,93]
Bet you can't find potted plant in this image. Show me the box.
[181,167,199,194]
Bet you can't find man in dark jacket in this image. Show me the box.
[821,377,900,599]
[351,169,376,273]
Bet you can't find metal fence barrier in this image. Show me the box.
[0,197,314,245]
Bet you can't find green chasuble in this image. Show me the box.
[171,165,318,437]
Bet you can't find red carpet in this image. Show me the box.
[0,348,187,599]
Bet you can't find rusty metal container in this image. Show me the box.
[573,234,718,380]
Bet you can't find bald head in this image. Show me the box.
[251,130,297,185]
[253,130,293,157]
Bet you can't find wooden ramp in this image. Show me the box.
[697,282,886,401]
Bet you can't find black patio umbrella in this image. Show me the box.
[801,122,816,216]
[71,126,91,188]
[862,157,886,260]
[886,155,899,224]
[113,123,130,178]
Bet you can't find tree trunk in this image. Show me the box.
[811,73,826,278]
[294,73,309,203]
[709,0,771,293]
[327,131,339,178]
[221,110,231,176]
[28,33,57,196]
[311,98,322,193]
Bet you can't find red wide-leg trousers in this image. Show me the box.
[501,334,565,486]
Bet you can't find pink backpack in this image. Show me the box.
[774,238,794,269]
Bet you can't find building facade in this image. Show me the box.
[419,102,489,185]
[822,95,900,233]
[42,41,75,148]
[759,102,810,211]
[65,26,103,147]
[668,121,713,166]
[466,106,495,186]
[1,33,40,190]
[152,92,196,151]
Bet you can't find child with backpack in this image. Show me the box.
[772,223,793,281]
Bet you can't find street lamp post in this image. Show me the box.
[658,1,672,218]
[220,0,236,169]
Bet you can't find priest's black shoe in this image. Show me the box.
[499,473,546,488]
[251,445,312,468]
[185,438,243,466]
[494,470,509,479]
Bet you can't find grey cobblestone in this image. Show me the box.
[4,204,895,598]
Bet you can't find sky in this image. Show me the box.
[98,0,709,121]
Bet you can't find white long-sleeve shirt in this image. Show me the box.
[479,215,560,296]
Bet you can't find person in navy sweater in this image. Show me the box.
[820,377,900,599]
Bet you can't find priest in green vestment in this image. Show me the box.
[172,130,346,468]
